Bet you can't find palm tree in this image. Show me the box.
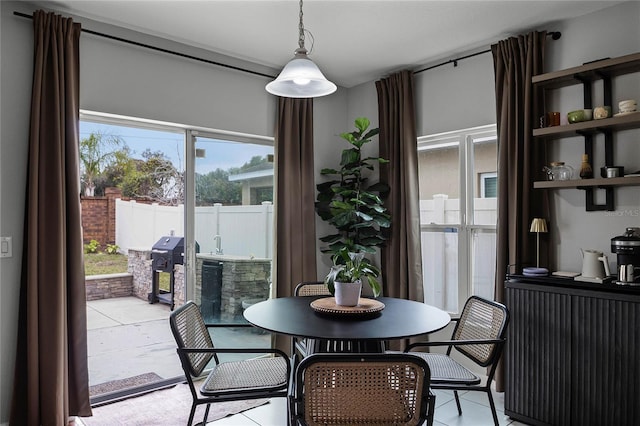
[79,132,122,196]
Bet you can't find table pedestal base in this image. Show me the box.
[307,339,385,353]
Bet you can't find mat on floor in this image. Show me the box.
[80,381,270,425]
[89,372,163,396]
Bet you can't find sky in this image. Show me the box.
[80,121,273,175]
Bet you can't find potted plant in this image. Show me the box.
[316,117,390,303]
[315,117,390,256]
[325,248,381,306]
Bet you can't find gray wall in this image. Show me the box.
[541,2,640,272]
[1,0,639,422]
[0,1,345,421]
[347,1,640,274]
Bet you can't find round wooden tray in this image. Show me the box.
[310,297,385,316]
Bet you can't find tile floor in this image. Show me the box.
[87,297,528,425]
[209,389,529,425]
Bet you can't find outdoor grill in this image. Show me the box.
[151,236,185,272]
[149,236,193,309]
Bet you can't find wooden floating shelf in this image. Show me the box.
[534,176,640,189]
[532,52,640,89]
[532,112,640,138]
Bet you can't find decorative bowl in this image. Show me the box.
[594,106,611,119]
[567,110,585,123]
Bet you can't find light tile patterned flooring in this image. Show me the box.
[86,297,529,425]
[209,389,530,425]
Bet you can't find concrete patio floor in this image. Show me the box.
[86,297,181,388]
[86,296,270,392]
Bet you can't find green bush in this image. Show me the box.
[84,239,100,254]
[105,244,120,255]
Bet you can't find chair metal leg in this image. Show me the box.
[427,391,436,426]
[486,390,499,426]
[187,403,197,426]
[203,403,211,425]
[453,390,462,415]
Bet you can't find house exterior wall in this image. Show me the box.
[417,142,496,199]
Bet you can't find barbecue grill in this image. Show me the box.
[148,236,198,309]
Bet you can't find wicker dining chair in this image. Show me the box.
[292,281,331,357]
[169,301,292,426]
[289,353,435,426]
[404,296,509,426]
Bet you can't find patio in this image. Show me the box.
[86,296,270,396]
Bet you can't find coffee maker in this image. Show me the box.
[611,227,640,285]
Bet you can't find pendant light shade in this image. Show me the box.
[266,1,336,98]
[266,48,336,98]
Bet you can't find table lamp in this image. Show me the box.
[530,218,548,269]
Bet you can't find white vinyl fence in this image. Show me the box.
[115,199,273,259]
[420,195,497,312]
[115,195,497,313]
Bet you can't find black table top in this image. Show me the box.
[243,296,451,341]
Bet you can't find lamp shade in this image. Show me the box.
[530,218,548,233]
[265,50,337,98]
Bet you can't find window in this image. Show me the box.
[480,172,497,198]
[417,125,497,314]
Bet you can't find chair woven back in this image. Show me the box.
[295,354,430,426]
[169,301,215,378]
[294,281,331,297]
[452,296,508,367]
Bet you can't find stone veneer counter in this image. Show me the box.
[195,254,271,322]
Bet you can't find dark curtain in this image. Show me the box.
[491,31,548,391]
[273,97,317,353]
[375,70,423,302]
[10,10,91,425]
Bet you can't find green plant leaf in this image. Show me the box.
[340,132,356,143]
[366,275,381,297]
[362,128,379,139]
[354,117,370,133]
[355,211,373,221]
[319,234,343,243]
[340,149,359,166]
[320,168,340,175]
[374,216,392,227]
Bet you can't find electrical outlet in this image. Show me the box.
[1,237,13,258]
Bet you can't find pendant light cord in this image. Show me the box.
[298,0,306,50]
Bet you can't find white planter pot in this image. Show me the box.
[334,280,362,306]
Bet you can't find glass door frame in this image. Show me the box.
[183,128,274,303]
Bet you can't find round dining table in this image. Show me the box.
[243,296,451,349]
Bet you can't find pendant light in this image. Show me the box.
[265,0,336,98]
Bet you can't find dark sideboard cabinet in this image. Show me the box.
[504,277,640,426]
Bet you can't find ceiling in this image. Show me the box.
[28,1,621,88]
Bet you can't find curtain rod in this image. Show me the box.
[13,10,277,80]
[414,31,561,74]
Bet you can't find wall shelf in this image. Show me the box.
[532,52,640,89]
[534,176,640,189]
[532,112,640,138]
[532,52,640,211]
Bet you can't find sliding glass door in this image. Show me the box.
[187,131,275,327]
